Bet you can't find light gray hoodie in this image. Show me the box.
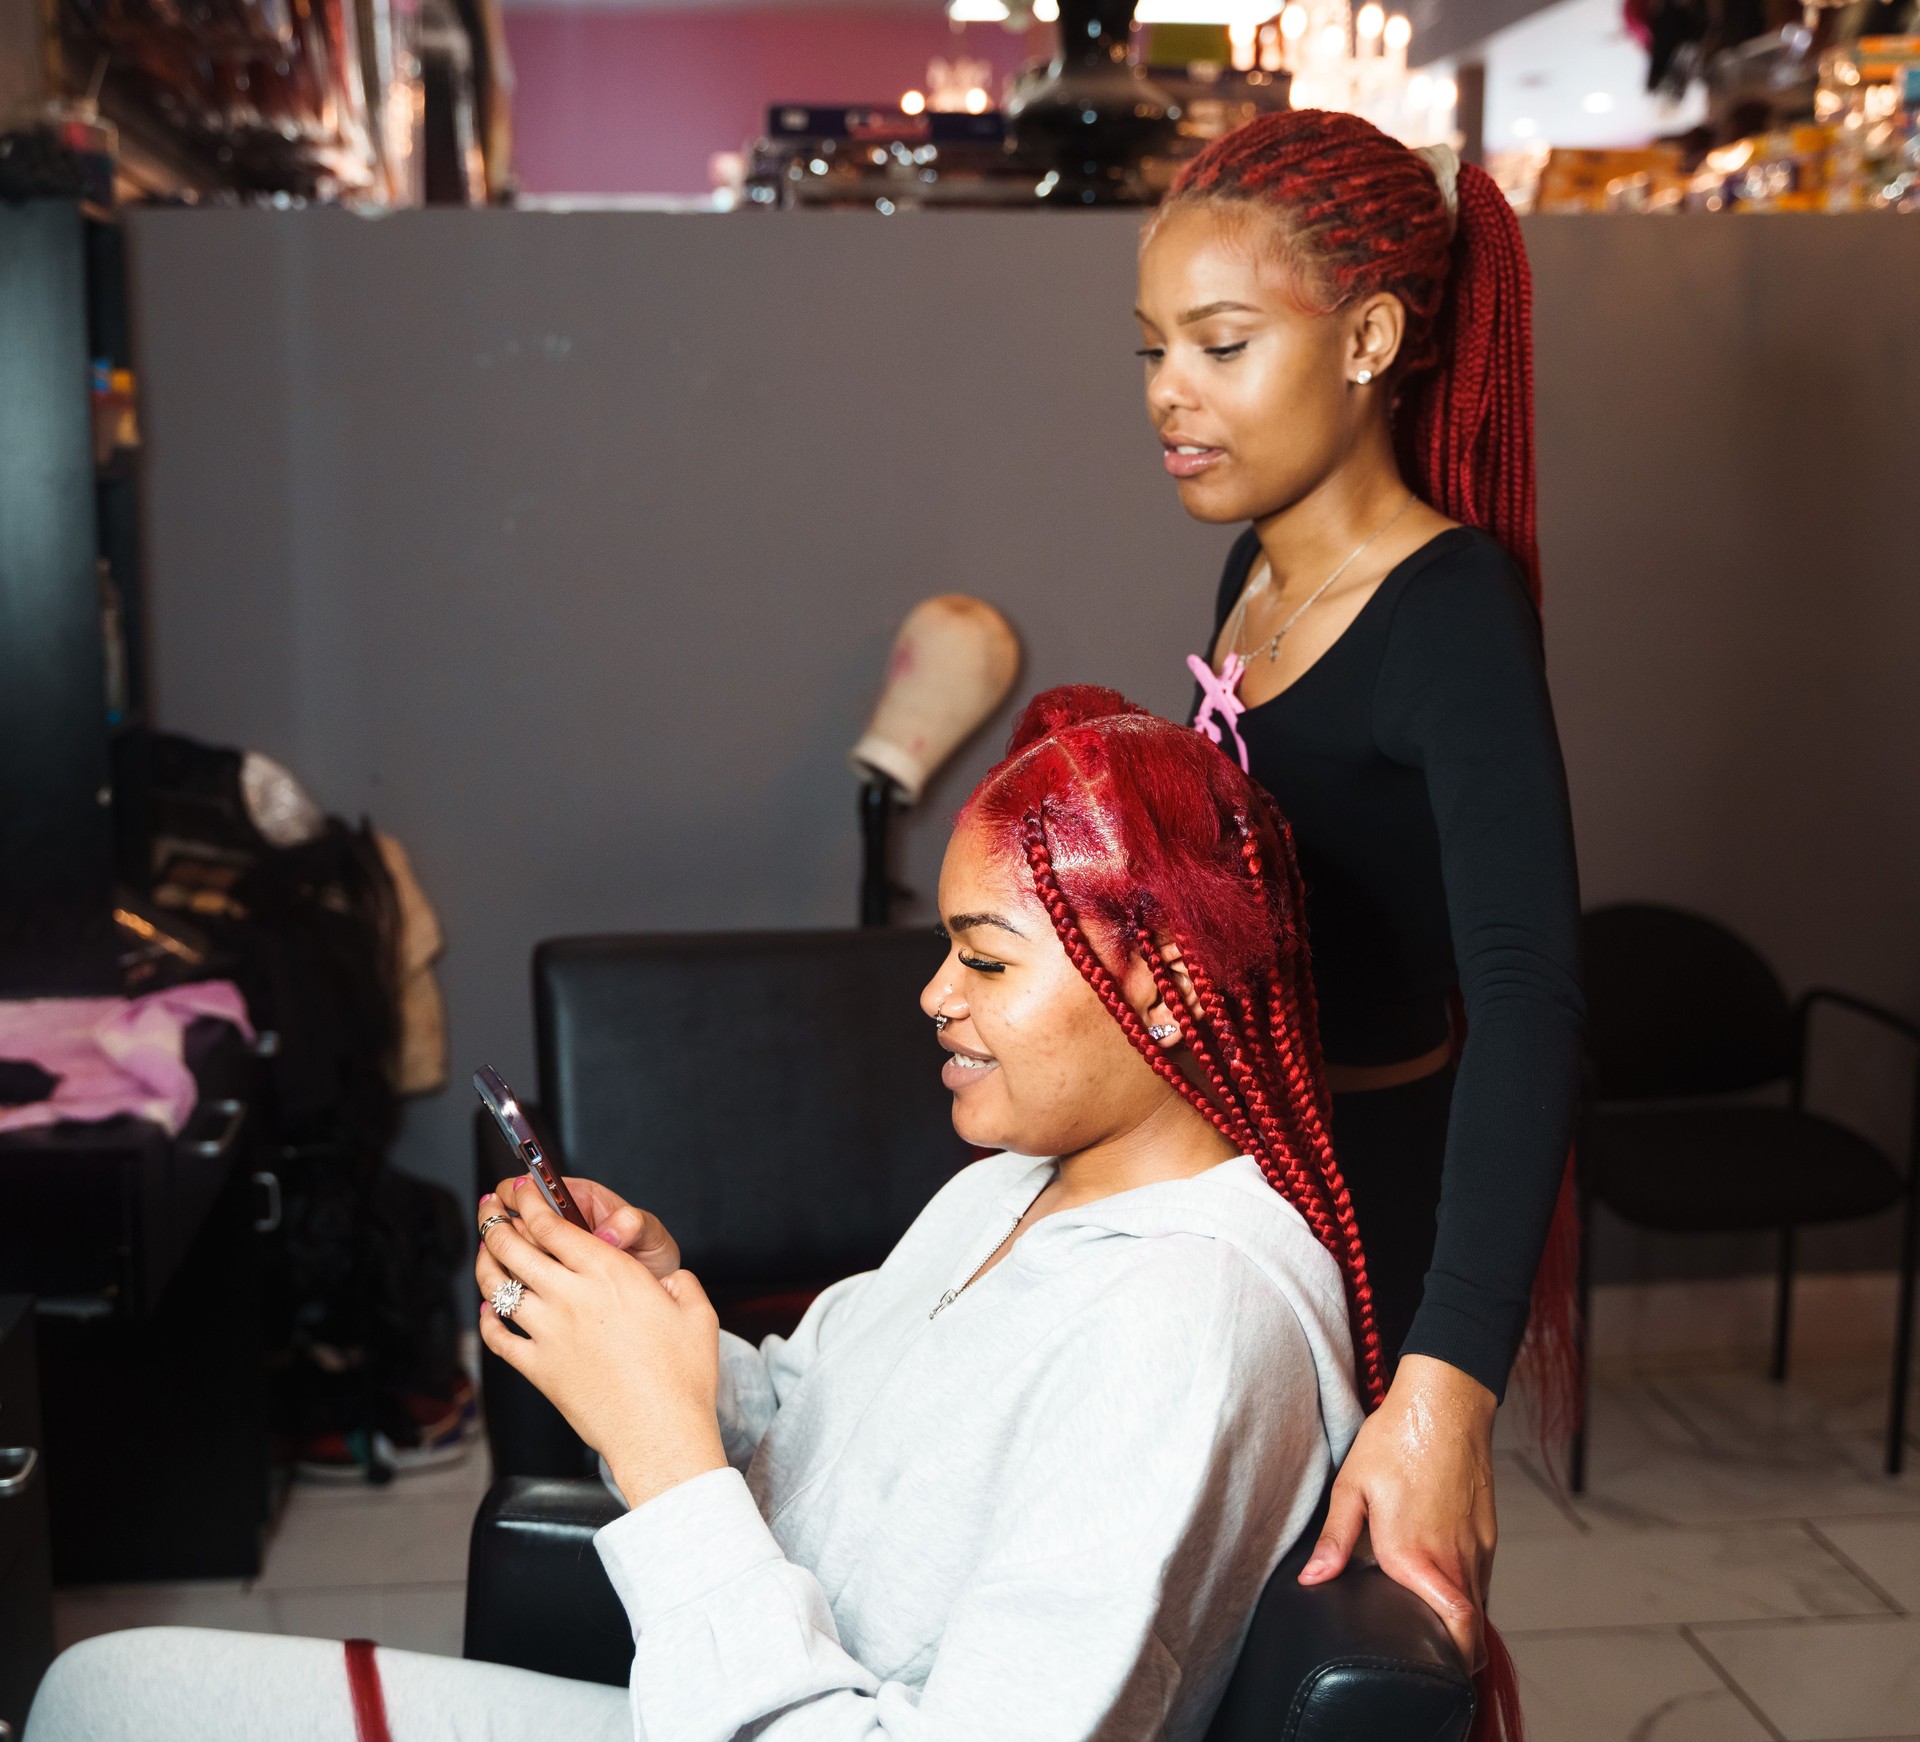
[594,1151,1365,1742]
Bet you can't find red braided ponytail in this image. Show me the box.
[1159,108,1540,606]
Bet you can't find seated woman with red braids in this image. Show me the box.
[34,687,1405,1742]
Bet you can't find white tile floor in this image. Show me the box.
[51,1356,1920,1741]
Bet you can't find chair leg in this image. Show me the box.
[1771,1227,1796,1383]
[1888,1178,1919,1478]
[1570,1179,1594,1496]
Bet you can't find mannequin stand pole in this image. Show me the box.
[858,778,900,928]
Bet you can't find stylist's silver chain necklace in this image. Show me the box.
[1228,493,1417,666]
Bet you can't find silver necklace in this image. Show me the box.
[1229,494,1417,666]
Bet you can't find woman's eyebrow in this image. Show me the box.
[946,912,1026,939]
[1178,299,1259,324]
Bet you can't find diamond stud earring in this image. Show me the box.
[1354,369,1375,385]
[1147,1023,1180,1043]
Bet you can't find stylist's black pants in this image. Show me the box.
[1329,1065,1455,1370]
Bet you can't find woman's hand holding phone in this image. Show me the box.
[474,1177,724,1510]
[487,1172,682,1280]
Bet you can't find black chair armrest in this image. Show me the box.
[464,1477,633,1687]
[1797,988,1920,1050]
[465,1477,1474,1738]
[1203,1505,1474,1742]
[1794,989,1920,1167]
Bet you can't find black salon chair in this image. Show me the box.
[464,929,1475,1740]
[1572,903,1920,1486]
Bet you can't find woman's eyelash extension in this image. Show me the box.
[1205,342,1249,359]
[958,952,1005,974]
[1133,347,1164,360]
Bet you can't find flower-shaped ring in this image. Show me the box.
[490,1277,525,1320]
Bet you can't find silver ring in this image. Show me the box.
[478,1212,513,1240]
[490,1278,525,1320]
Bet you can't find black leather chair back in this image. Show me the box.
[1582,902,1794,1100]
[535,929,970,1289]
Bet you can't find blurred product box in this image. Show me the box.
[1535,146,1687,213]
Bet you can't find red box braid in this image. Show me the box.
[962,683,1524,1742]
[1155,107,1540,608]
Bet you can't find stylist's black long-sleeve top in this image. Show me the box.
[1207,526,1585,1397]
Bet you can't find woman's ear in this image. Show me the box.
[1348,291,1407,384]
[1125,934,1196,1050]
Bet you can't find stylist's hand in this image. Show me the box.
[1298,1354,1498,1670]
[486,1172,680,1279]
[476,1178,726,1508]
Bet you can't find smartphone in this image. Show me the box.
[473,1065,593,1231]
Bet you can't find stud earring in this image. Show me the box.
[1354,369,1374,386]
[1147,1023,1180,1043]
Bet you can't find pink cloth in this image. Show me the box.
[0,982,255,1137]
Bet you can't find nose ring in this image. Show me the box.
[933,1013,950,1031]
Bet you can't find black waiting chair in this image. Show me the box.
[464,929,1475,1740]
[1572,903,1920,1486]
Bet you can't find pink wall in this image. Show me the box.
[504,6,1041,197]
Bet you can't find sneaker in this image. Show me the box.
[292,1374,478,1483]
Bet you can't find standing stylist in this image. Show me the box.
[1133,110,1584,1668]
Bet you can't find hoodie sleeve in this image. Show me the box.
[594,1242,1331,1742]
[712,1271,874,1468]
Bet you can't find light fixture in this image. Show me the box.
[901,88,926,115]
[1133,0,1281,19]
[1582,90,1614,113]
[1032,0,1059,17]
[1228,18,1258,68]
[946,0,1009,20]
[1434,75,1456,108]
[963,85,990,113]
[1275,1,1438,144]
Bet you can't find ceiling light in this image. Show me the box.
[1032,0,1059,16]
[900,89,926,114]
[946,0,1009,20]
[1382,13,1411,50]
[1356,3,1384,39]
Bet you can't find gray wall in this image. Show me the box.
[127,210,1920,1279]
